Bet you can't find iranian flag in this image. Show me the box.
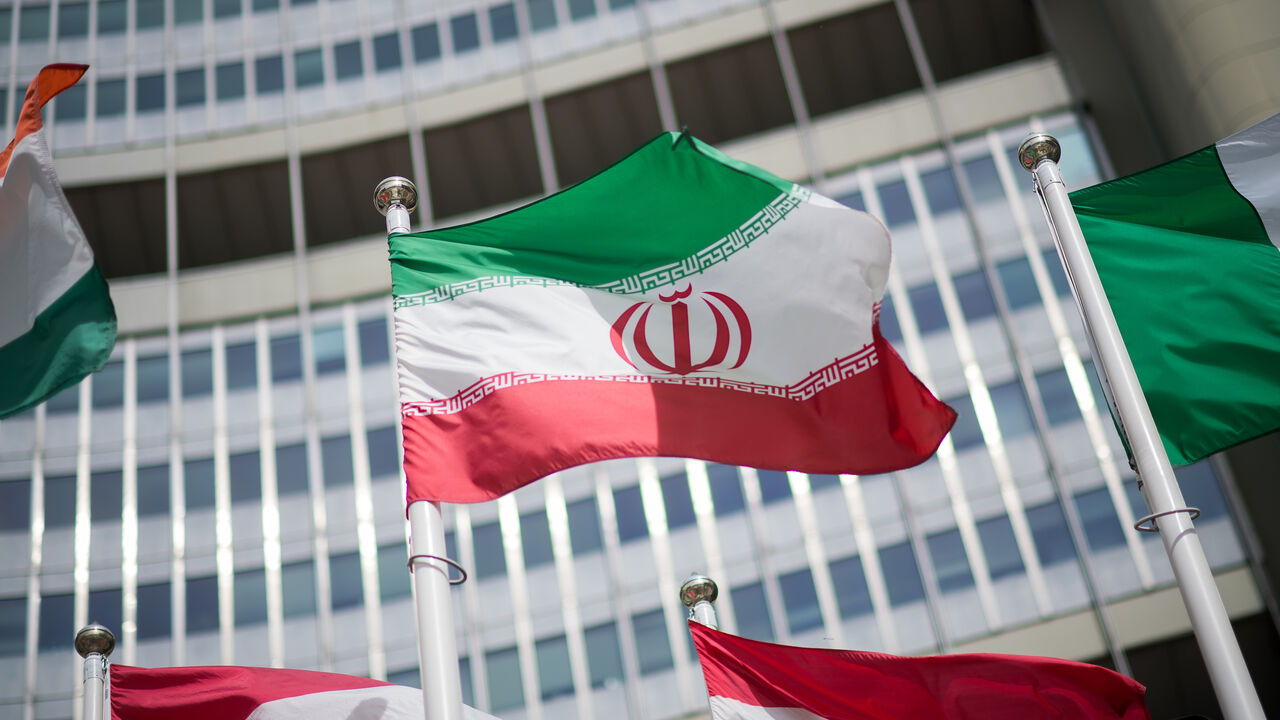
[1070,111,1280,465]
[0,64,116,418]
[690,621,1152,720]
[390,133,955,503]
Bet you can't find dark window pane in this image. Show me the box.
[472,521,506,579]
[908,0,1046,83]
[927,529,974,591]
[1027,501,1076,566]
[373,32,401,71]
[486,646,524,711]
[877,180,915,226]
[787,4,918,118]
[920,166,962,215]
[358,317,389,365]
[88,588,122,637]
[535,635,573,700]
[779,569,822,634]
[459,657,473,706]
[367,426,399,478]
[1036,367,1080,426]
[135,0,164,29]
[45,383,80,414]
[613,484,647,542]
[544,71,663,186]
[757,470,791,505]
[1043,248,1072,297]
[665,38,793,145]
[329,551,363,610]
[214,0,240,18]
[567,0,595,20]
[424,105,543,219]
[809,473,840,492]
[963,155,1004,204]
[270,334,302,382]
[174,0,202,24]
[275,442,309,495]
[1177,462,1230,521]
[137,354,169,403]
[731,582,773,641]
[837,191,865,211]
[229,451,261,502]
[313,325,345,375]
[334,40,363,80]
[136,73,165,113]
[996,256,1040,310]
[99,0,127,33]
[136,582,171,639]
[182,349,213,397]
[946,393,983,451]
[978,516,1024,579]
[185,457,216,510]
[1075,488,1126,551]
[225,341,256,390]
[137,464,170,516]
[321,435,352,488]
[632,609,672,674]
[45,475,77,528]
[256,56,285,94]
[990,380,1034,438]
[880,542,926,605]
[379,543,411,600]
[489,3,516,42]
[411,22,440,62]
[176,67,205,107]
[186,575,219,634]
[38,593,73,650]
[953,269,997,322]
[97,78,126,118]
[90,470,122,522]
[281,560,316,617]
[55,84,87,121]
[660,472,695,530]
[0,597,24,655]
[450,12,479,52]
[908,283,948,334]
[707,464,744,516]
[878,297,902,343]
[567,496,602,555]
[92,360,124,408]
[0,480,31,531]
[253,0,278,10]
[521,510,554,568]
[829,555,873,618]
[295,48,324,87]
[527,0,556,30]
[608,0,634,7]
[234,568,267,625]
[584,621,623,688]
[216,61,246,101]
[19,4,51,41]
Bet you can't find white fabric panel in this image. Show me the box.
[709,695,829,720]
[1216,112,1280,251]
[247,684,499,720]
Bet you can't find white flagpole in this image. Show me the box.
[374,178,465,720]
[75,624,115,720]
[1018,136,1264,720]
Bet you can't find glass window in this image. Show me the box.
[978,515,1024,580]
[1177,462,1230,521]
[215,62,245,101]
[486,646,524,711]
[234,568,267,625]
[214,0,240,17]
[38,593,73,650]
[535,635,573,700]
[828,554,873,618]
[367,427,399,478]
[707,464,744,516]
[757,470,791,505]
[321,435,352,488]
[174,0,203,24]
[660,472,695,529]
[136,73,165,113]
[44,474,76,528]
[253,0,278,10]
[256,56,285,94]
[944,393,983,451]
[176,67,204,107]
[1027,501,1075,566]
[334,40,363,80]
[275,442,309,495]
[566,496,601,555]
[135,0,164,29]
[373,32,401,71]
[225,340,255,389]
[312,325,345,375]
[908,282,948,334]
[295,48,324,87]
[186,575,219,634]
[1042,248,1072,297]
[0,480,31,532]
[0,597,24,656]
[837,190,865,211]
[809,473,840,492]
[357,317,389,365]
[996,256,1040,310]
[990,380,1035,438]
[920,166,962,215]
[450,12,479,52]
[90,470,122,522]
[136,582,171,639]
[98,0,127,33]
[137,464,170,516]
[927,529,974,591]
[281,560,316,617]
[137,354,168,403]
[489,3,516,42]
[472,521,506,579]
[876,180,915,227]
[632,608,672,674]
[953,269,997,322]
[54,83,87,122]
[584,621,623,688]
[88,588,122,639]
[270,334,302,382]
[880,542,926,605]
[185,457,216,510]
[567,0,595,20]
[91,360,124,408]
[411,22,441,62]
[514,510,551,568]
[878,297,902,343]
[1075,488,1126,551]
[19,4,51,42]
[0,8,9,43]
[731,582,773,641]
[778,569,822,634]
[229,451,260,502]
[329,551,363,610]
[608,0,635,8]
[612,484,647,542]
[1035,367,1079,426]
[378,543,411,600]
[528,0,556,30]
[97,78,126,118]
[45,383,80,414]
[962,156,1004,205]
[459,657,474,706]
[182,349,213,397]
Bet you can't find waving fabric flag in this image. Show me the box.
[689,621,1151,720]
[1070,112,1280,465]
[0,64,116,418]
[389,132,954,503]
[109,664,498,720]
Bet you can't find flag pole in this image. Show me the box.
[74,624,115,720]
[680,573,720,629]
[374,178,465,720]
[1018,136,1265,720]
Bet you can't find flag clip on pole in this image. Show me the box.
[376,178,465,720]
[680,573,720,629]
[1018,136,1265,720]
[75,624,115,720]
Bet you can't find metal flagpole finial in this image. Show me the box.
[1018,133,1061,172]
[374,176,419,216]
[680,573,720,629]
[74,623,116,659]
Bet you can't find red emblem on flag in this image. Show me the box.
[610,284,752,375]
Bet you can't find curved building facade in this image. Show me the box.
[0,1,1276,719]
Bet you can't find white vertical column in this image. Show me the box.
[22,406,47,720]
[498,496,542,720]
[787,472,843,648]
[211,326,236,664]
[255,319,286,667]
[120,341,140,665]
[837,474,898,652]
[737,467,787,643]
[685,459,735,634]
[512,0,559,194]
[543,476,594,720]
[594,468,644,720]
[71,379,92,720]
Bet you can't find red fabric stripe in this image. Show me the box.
[689,622,1151,720]
[109,664,391,720]
[403,332,955,504]
[0,64,87,177]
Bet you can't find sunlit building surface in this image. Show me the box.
[1,0,1278,718]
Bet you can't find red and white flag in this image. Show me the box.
[690,621,1151,720]
[109,664,498,720]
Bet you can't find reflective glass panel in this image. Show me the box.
[19,5,51,41]
[829,554,874,618]
[584,621,623,688]
[996,256,1040,310]
[978,515,1024,579]
[707,464,744,516]
[234,568,268,625]
[357,317,389,365]
[229,451,261,502]
[944,393,984,451]
[489,3,517,42]
[757,470,791,505]
[927,529,974,591]
[38,593,73,650]
[378,543,411,600]
[613,484,647,542]
[97,78,126,118]
[295,48,324,87]
[660,472,695,529]
[535,635,573,700]
[256,56,285,94]
[632,609,673,674]
[779,568,822,633]
[216,62,246,101]
[334,40,363,80]
[0,480,31,531]
[878,296,902,343]
[0,597,23,656]
[486,646,524,711]
[225,340,256,390]
[907,282,948,334]
[521,509,553,568]
[367,427,399,478]
[312,325,345,375]
[321,435,352,488]
[450,13,479,52]
[45,474,76,528]
[275,442,309,496]
[281,560,317,617]
[528,0,556,30]
[137,464,170,516]
[880,542,926,605]
[329,551,363,610]
[181,349,213,397]
[1075,488,1126,550]
[184,457,216,510]
[136,73,165,113]
[877,180,915,226]
[136,582,171,639]
[1027,501,1075,566]
[472,521,506,579]
[137,354,169,403]
[270,334,302,382]
[989,380,1035,438]
[55,84,87,121]
[731,582,773,641]
[953,269,997,322]
[135,0,164,29]
[90,470,123,522]
[176,67,205,107]
[88,589,122,639]
[1035,367,1080,426]
[373,32,401,71]
[566,496,602,555]
[567,0,595,20]
[98,0,127,33]
[186,575,219,634]
[92,360,124,408]
[411,22,441,62]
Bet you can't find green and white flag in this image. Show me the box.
[1070,112,1280,465]
[0,65,116,418]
